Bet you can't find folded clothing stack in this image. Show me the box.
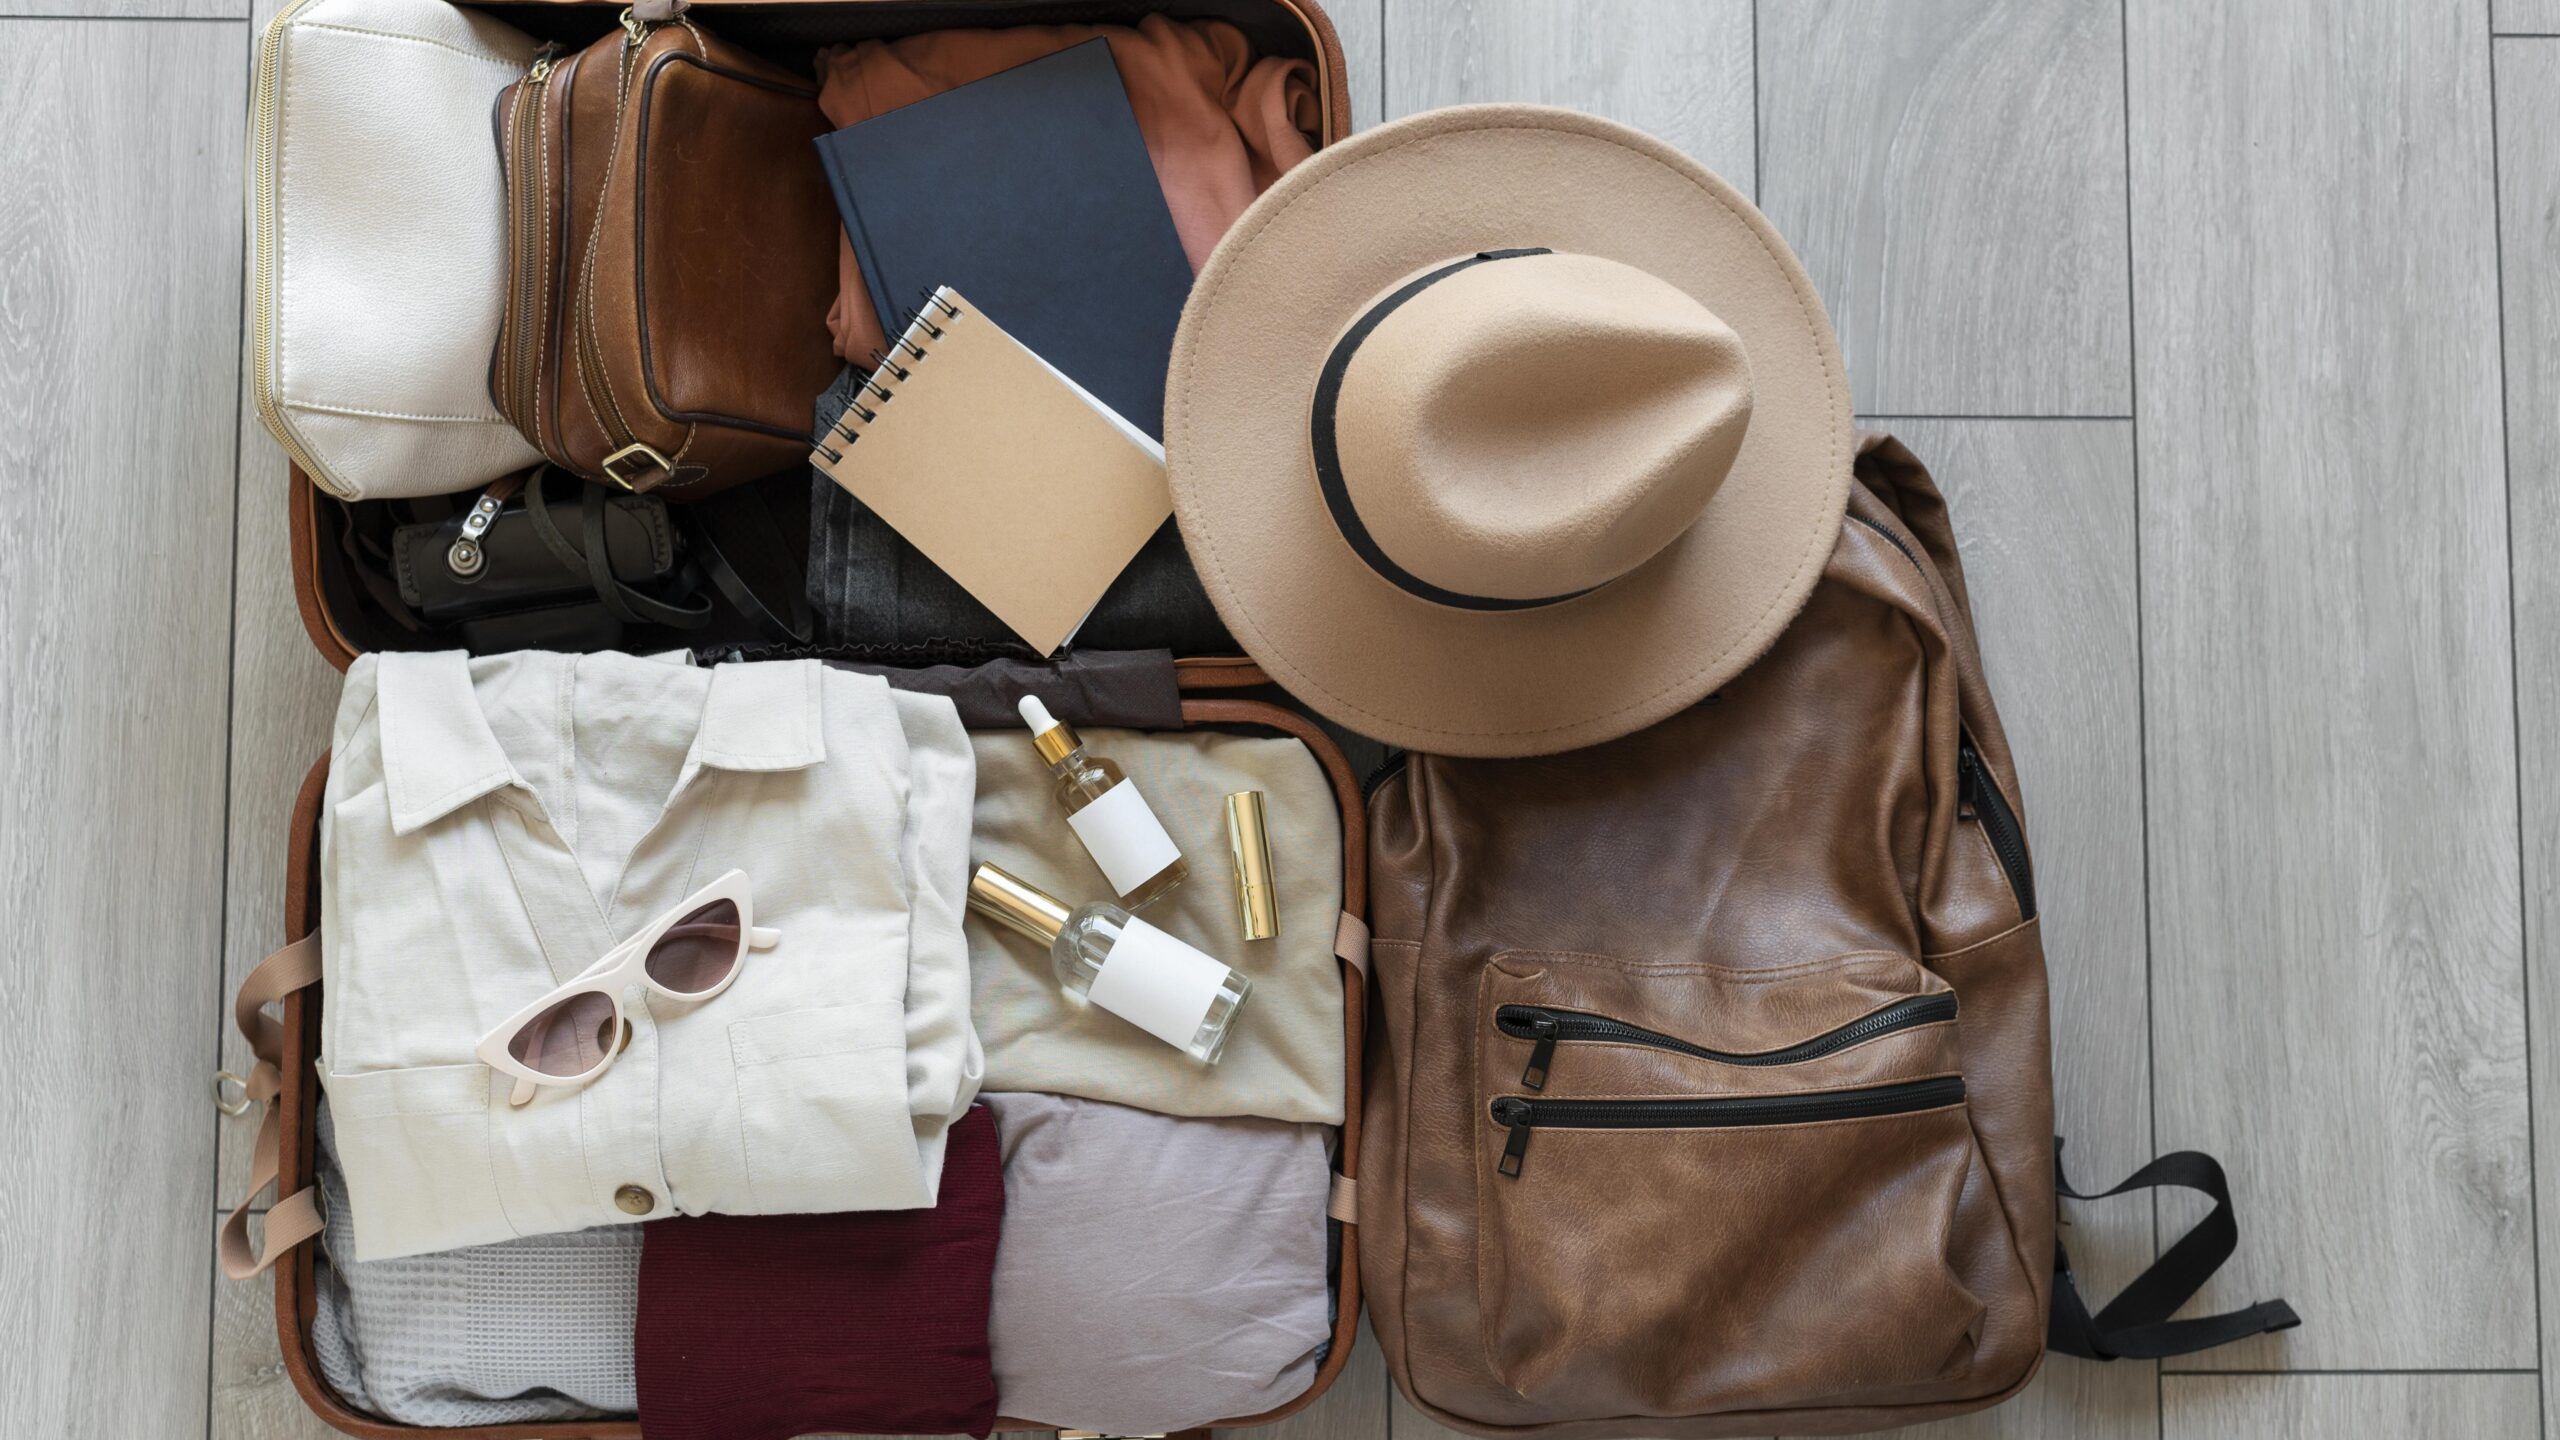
[312,1095,1331,1432]
[308,657,1347,1432]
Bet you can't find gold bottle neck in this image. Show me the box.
[968,863,1070,944]
[1031,720,1079,767]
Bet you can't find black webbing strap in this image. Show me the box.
[522,467,713,631]
[2048,1140,2301,1360]
[687,479,813,644]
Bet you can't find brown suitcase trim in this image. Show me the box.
[269,669,1368,1438]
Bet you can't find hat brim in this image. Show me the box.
[1164,104,1853,757]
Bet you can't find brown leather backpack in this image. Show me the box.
[1357,435,2295,1436]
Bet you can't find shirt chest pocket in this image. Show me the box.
[322,1061,513,1260]
[729,1000,930,1214]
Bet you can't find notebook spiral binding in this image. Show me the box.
[811,286,964,468]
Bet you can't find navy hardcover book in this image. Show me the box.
[815,39,1193,440]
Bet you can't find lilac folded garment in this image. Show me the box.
[983,1093,1332,1432]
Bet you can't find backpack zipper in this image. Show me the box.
[1495,992,1959,1091]
[1958,736,2036,918]
[1847,510,1921,568]
[1360,750,1410,802]
[1847,510,2038,919]
[1489,1076,1967,1179]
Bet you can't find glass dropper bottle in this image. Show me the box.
[968,863,1250,1063]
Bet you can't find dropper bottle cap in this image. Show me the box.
[968,863,1071,945]
[1019,694,1079,766]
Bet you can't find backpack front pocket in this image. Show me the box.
[1471,950,1986,1418]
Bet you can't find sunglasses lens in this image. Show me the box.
[646,898,743,996]
[508,990,618,1077]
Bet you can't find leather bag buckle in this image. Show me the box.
[600,442,676,492]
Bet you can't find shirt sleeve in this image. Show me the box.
[889,687,984,1195]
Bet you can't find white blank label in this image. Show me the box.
[1065,779,1183,896]
[1086,918,1232,1052]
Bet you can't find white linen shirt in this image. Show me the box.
[320,650,981,1261]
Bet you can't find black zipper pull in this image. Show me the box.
[1492,1098,1533,1179]
[1520,1014,1560,1090]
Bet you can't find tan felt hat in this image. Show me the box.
[1164,104,1853,757]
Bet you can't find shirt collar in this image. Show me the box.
[379,654,828,837]
[379,651,523,836]
[685,659,829,776]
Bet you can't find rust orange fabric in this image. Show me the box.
[814,16,1320,360]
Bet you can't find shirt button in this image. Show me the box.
[614,1184,655,1216]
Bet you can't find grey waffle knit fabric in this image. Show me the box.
[311,1101,640,1425]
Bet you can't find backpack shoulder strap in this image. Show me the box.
[2047,1139,2302,1360]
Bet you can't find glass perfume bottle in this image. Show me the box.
[1019,694,1188,909]
[968,863,1251,1063]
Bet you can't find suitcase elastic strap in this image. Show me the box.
[219,934,325,1281]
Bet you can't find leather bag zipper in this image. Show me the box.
[1489,1076,1967,1179]
[1959,736,2036,918]
[574,28,648,462]
[247,0,336,492]
[1495,992,1959,1091]
[498,46,559,434]
[574,11,692,492]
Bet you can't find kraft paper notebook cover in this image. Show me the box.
[812,37,1192,439]
[810,288,1169,656]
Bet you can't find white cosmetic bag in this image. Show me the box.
[248,0,546,500]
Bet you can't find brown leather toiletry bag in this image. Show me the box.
[490,13,841,498]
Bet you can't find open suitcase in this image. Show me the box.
[237,1,1369,1434]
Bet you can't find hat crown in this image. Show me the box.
[1328,251,1755,604]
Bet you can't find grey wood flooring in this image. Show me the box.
[0,1,2550,1435]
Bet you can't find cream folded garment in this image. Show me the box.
[311,1096,1331,1432]
[320,652,982,1260]
[968,727,1348,1123]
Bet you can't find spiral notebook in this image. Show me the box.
[808,287,1171,656]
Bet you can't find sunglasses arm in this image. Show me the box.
[750,926,781,950]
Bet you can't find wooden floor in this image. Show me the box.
[0,0,2552,1435]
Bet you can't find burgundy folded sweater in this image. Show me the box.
[635,1104,1004,1440]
